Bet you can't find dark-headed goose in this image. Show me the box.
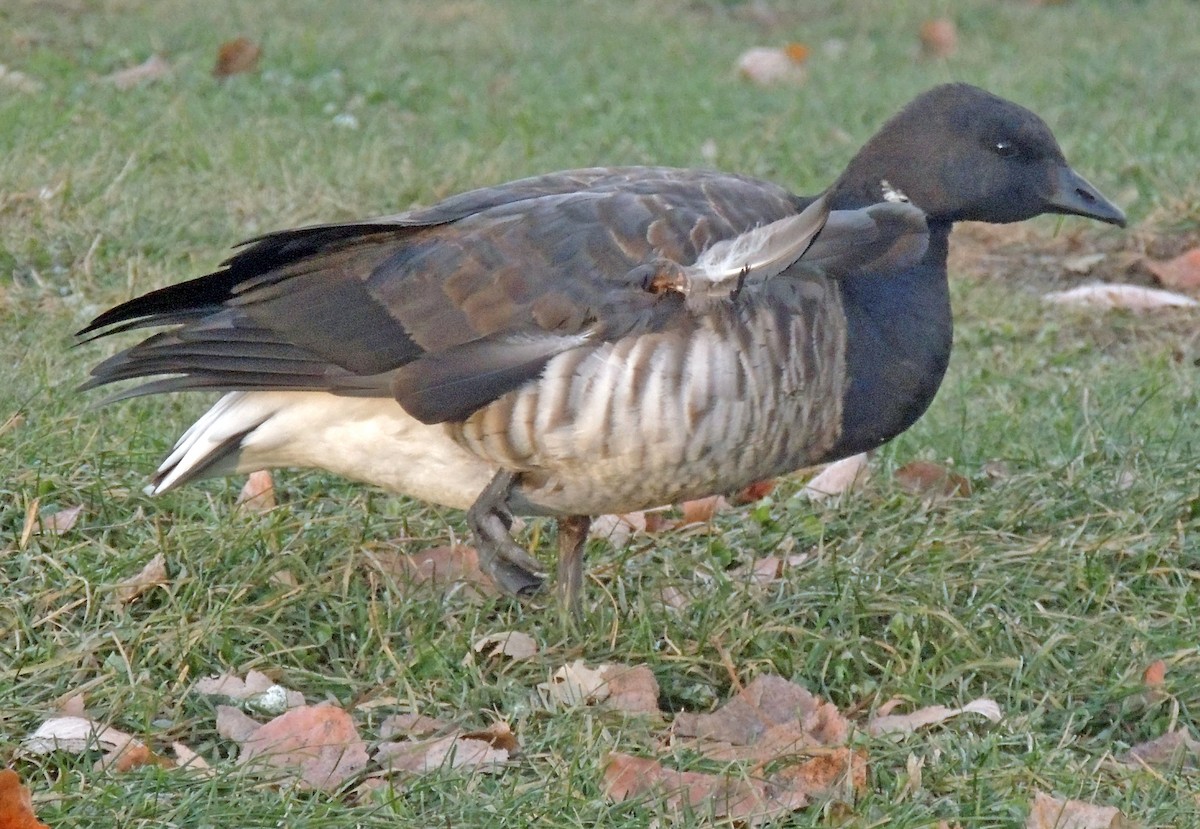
[79,83,1125,613]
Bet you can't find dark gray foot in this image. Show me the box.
[467,470,547,596]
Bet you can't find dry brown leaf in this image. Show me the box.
[235,703,369,791]
[213,37,262,78]
[1145,248,1200,292]
[471,630,538,661]
[539,660,610,707]
[22,716,142,757]
[38,504,83,534]
[172,741,212,773]
[459,722,519,754]
[0,769,49,829]
[1043,283,1198,310]
[376,722,515,774]
[214,705,263,744]
[601,664,661,716]
[736,46,808,86]
[377,735,509,774]
[103,54,171,90]
[114,552,168,606]
[536,661,659,714]
[867,698,1001,736]
[801,453,870,500]
[1141,659,1167,702]
[100,741,167,772]
[590,511,648,547]
[1137,657,1166,691]
[195,670,305,714]
[1026,791,1127,829]
[894,460,972,498]
[679,495,728,525]
[364,545,498,600]
[730,479,776,504]
[1120,728,1200,770]
[918,18,957,57]
[603,750,836,825]
[57,694,86,717]
[236,470,275,511]
[674,674,849,752]
[379,713,453,740]
[771,747,867,799]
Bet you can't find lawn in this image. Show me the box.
[2,0,1198,826]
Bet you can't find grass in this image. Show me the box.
[2,0,1198,825]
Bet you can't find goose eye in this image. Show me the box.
[994,140,1018,158]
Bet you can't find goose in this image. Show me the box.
[79,83,1126,614]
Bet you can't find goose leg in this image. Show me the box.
[555,515,591,617]
[467,469,547,596]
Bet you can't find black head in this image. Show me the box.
[831,83,1126,227]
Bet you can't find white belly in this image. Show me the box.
[153,391,497,510]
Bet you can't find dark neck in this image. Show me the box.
[826,220,954,459]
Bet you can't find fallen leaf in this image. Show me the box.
[1043,283,1198,310]
[867,698,1001,736]
[800,453,870,500]
[1145,247,1200,292]
[21,715,160,770]
[236,470,275,511]
[471,630,538,662]
[539,660,610,707]
[1120,728,1200,770]
[679,494,728,525]
[379,713,453,740]
[101,741,165,772]
[215,705,262,744]
[234,703,369,791]
[172,741,212,772]
[601,664,661,716]
[1141,659,1167,703]
[673,674,849,754]
[731,479,776,504]
[38,504,83,534]
[590,512,647,547]
[1063,252,1107,274]
[194,670,305,714]
[0,64,44,94]
[0,769,49,829]
[918,18,957,57]
[894,460,972,498]
[113,552,168,605]
[363,545,498,600]
[213,37,262,78]
[1026,791,1127,829]
[770,747,867,800]
[377,734,509,774]
[376,722,515,774]
[603,752,804,822]
[103,54,171,90]
[58,694,87,717]
[736,45,807,86]
[22,716,140,756]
